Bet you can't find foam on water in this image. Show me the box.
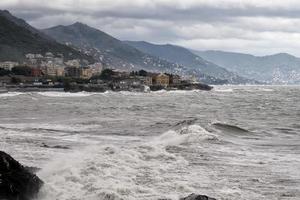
[1,85,299,200]
[258,88,274,92]
[213,88,233,93]
[152,125,218,147]
[36,125,215,200]
[37,92,95,97]
[213,86,276,93]
[0,92,24,97]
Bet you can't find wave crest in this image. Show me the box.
[212,122,249,133]
[152,125,219,147]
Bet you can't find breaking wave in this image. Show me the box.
[36,124,216,200]
[152,125,219,147]
[212,122,249,133]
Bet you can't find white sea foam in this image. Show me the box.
[36,125,216,200]
[213,88,234,93]
[1,85,298,200]
[152,125,218,147]
[37,92,95,97]
[258,88,274,92]
[37,142,189,200]
[0,92,24,97]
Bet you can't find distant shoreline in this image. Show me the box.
[0,83,213,93]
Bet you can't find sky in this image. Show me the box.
[2,0,300,56]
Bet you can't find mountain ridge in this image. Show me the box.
[43,23,235,84]
[125,41,256,84]
[0,10,95,63]
[193,50,300,84]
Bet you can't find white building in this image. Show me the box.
[0,61,19,70]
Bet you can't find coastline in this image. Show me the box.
[1,82,213,93]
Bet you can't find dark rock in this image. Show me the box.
[180,193,217,200]
[0,151,43,200]
[24,166,42,174]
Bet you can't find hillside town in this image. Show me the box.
[0,52,212,92]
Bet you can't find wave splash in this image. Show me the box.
[152,125,219,147]
[37,125,215,200]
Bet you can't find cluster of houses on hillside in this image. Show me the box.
[0,52,212,92]
[97,70,182,86]
[0,52,103,79]
[67,69,209,92]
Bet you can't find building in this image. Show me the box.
[45,52,54,58]
[112,70,130,79]
[65,59,81,68]
[112,77,142,91]
[65,66,81,78]
[41,64,56,77]
[31,68,43,77]
[54,57,64,65]
[80,67,93,79]
[56,67,65,77]
[25,54,35,59]
[24,54,44,67]
[0,61,19,71]
[138,76,153,86]
[152,73,170,87]
[170,75,181,85]
[89,63,103,76]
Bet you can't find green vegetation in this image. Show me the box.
[130,70,148,77]
[91,68,115,80]
[11,66,32,76]
[0,68,10,76]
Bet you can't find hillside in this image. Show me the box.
[43,23,185,74]
[43,23,252,84]
[194,50,300,84]
[125,41,255,84]
[0,10,94,63]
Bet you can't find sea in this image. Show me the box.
[0,85,299,200]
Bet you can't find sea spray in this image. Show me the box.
[36,125,216,200]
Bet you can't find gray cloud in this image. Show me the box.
[2,0,300,56]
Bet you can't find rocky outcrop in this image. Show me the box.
[0,151,43,200]
[180,193,217,200]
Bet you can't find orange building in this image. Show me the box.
[152,73,169,87]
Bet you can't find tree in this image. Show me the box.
[11,66,32,76]
[138,70,148,76]
[99,69,114,80]
[0,68,10,76]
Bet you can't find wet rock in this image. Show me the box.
[0,151,43,200]
[180,193,217,200]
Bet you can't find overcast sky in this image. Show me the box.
[2,0,300,56]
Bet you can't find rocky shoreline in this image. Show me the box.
[0,82,213,93]
[0,151,43,200]
[0,151,216,200]
[65,82,213,93]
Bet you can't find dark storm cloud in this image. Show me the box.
[7,3,300,23]
[2,0,300,56]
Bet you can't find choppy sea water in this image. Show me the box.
[0,85,299,200]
